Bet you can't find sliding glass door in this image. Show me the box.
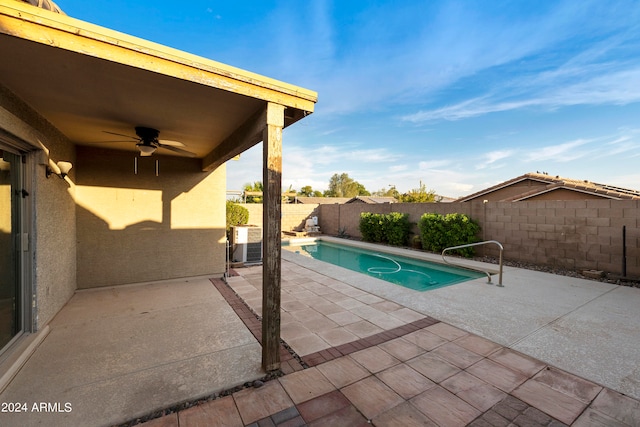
[0,148,22,350]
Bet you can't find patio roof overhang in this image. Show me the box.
[0,1,317,170]
[0,1,317,372]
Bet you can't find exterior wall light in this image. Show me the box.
[46,160,73,179]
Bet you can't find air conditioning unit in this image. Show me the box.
[230,226,262,264]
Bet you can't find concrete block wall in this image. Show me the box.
[317,200,640,277]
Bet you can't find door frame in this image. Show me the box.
[0,136,34,357]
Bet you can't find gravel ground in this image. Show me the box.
[474,255,640,288]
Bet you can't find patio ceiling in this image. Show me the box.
[0,2,317,170]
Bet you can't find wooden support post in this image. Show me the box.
[262,102,285,372]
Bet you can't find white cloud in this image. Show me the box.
[526,139,591,162]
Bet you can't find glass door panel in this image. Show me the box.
[0,150,20,349]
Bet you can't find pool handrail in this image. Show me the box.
[442,240,504,286]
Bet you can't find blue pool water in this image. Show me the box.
[285,240,484,291]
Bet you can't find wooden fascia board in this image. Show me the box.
[0,3,317,111]
[201,107,266,172]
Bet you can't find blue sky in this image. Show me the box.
[60,0,640,197]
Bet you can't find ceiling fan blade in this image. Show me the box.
[157,144,197,157]
[102,130,138,141]
[158,139,186,147]
[91,139,135,144]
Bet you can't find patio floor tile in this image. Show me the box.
[371,300,403,313]
[138,413,179,427]
[441,371,507,412]
[179,395,242,427]
[344,320,384,337]
[466,358,528,392]
[572,407,627,426]
[313,302,345,315]
[301,315,339,332]
[378,337,426,361]
[511,377,587,425]
[341,376,404,420]
[317,327,360,347]
[286,334,329,356]
[532,366,603,404]
[349,346,400,373]
[326,311,362,326]
[407,352,461,383]
[410,385,482,427]
[431,341,484,369]
[489,347,546,377]
[291,308,324,323]
[426,322,469,341]
[356,294,385,304]
[588,387,640,425]
[368,314,407,330]
[372,401,438,427]
[402,329,448,350]
[307,404,369,427]
[296,390,351,423]
[376,363,436,399]
[281,300,309,312]
[335,297,366,310]
[454,334,503,356]
[280,321,313,340]
[278,367,336,404]
[315,355,370,388]
[233,380,294,425]
[389,307,426,323]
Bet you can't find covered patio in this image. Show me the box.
[0,0,315,410]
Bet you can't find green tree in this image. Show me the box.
[398,181,439,203]
[373,186,400,199]
[243,181,263,203]
[324,173,369,198]
[298,185,324,197]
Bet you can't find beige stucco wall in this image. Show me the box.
[0,84,77,329]
[75,146,226,288]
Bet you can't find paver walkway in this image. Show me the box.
[136,275,640,427]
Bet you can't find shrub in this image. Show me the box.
[418,212,480,257]
[385,212,411,246]
[226,201,249,231]
[359,212,411,246]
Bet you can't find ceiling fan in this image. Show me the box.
[100,126,197,157]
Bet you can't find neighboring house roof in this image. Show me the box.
[18,0,64,14]
[295,197,351,204]
[345,196,398,204]
[457,172,640,202]
[437,195,457,203]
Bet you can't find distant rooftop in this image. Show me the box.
[18,0,64,14]
[457,172,640,202]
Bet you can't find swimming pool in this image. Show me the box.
[283,239,485,291]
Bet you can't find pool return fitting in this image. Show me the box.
[442,240,504,286]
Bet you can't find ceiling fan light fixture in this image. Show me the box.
[137,144,156,156]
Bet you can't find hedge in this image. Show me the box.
[359,212,411,246]
[418,212,479,257]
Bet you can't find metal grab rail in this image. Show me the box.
[442,240,504,286]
